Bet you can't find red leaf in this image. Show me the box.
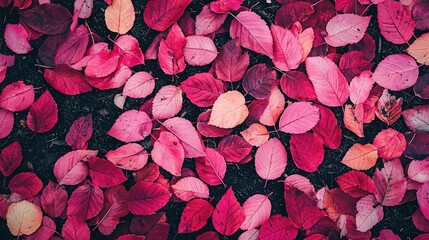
[106,143,148,171]
[243,64,277,99]
[270,24,302,71]
[85,63,132,90]
[123,71,155,99]
[413,208,429,232]
[230,11,273,58]
[8,172,43,200]
[373,159,407,206]
[373,128,406,160]
[313,105,342,149]
[324,14,371,47]
[210,0,243,13]
[195,5,227,35]
[377,0,415,44]
[339,51,373,82]
[336,170,376,198]
[181,73,224,107]
[88,157,127,188]
[158,23,187,75]
[214,39,249,82]
[146,222,170,240]
[152,131,185,176]
[197,110,232,137]
[290,132,324,173]
[284,185,325,230]
[279,71,317,101]
[217,135,252,163]
[162,117,205,158]
[21,4,72,35]
[93,185,129,235]
[403,105,429,132]
[279,102,320,134]
[62,215,90,240]
[195,148,226,186]
[107,110,152,143]
[127,181,170,215]
[373,54,418,91]
[143,0,192,31]
[67,183,104,220]
[183,36,218,66]
[178,199,213,233]
[44,64,92,95]
[0,141,22,177]
[355,194,383,232]
[0,109,13,139]
[0,81,34,112]
[255,138,287,185]
[54,25,89,65]
[26,216,56,240]
[212,187,245,236]
[258,214,298,240]
[305,56,350,107]
[113,35,145,67]
[66,114,93,150]
[40,181,68,218]
[53,150,97,185]
[172,177,210,202]
[240,194,271,230]
[27,90,58,133]
[152,85,183,119]
[85,49,120,78]
[4,24,32,54]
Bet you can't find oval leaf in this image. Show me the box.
[325,14,371,47]
[105,0,135,34]
[209,91,249,129]
[255,138,287,185]
[279,102,320,134]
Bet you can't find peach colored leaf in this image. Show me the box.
[240,123,269,147]
[104,0,135,34]
[152,85,182,119]
[240,194,271,230]
[183,36,218,66]
[406,32,429,65]
[259,88,285,126]
[209,91,249,129]
[172,177,210,202]
[279,102,320,134]
[106,143,148,171]
[344,104,364,137]
[341,143,378,170]
[6,200,42,236]
[324,14,371,47]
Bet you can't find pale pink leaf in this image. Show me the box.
[183,36,218,66]
[107,110,152,142]
[240,194,271,230]
[355,194,383,232]
[53,150,97,185]
[270,24,302,71]
[74,0,93,19]
[349,71,375,104]
[279,102,320,134]
[255,138,287,184]
[172,177,210,202]
[152,85,183,119]
[4,24,32,54]
[123,71,155,99]
[324,14,371,47]
[403,105,429,132]
[408,158,429,183]
[238,229,259,240]
[152,131,185,176]
[106,143,148,171]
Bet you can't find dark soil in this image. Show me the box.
[1,0,429,239]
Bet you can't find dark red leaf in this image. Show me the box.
[40,181,68,218]
[290,132,324,173]
[217,135,252,163]
[404,131,429,160]
[44,64,92,95]
[143,0,192,31]
[336,170,376,198]
[66,114,93,149]
[62,215,90,240]
[0,141,22,177]
[280,71,317,101]
[88,157,127,188]
[127,181,171,215]
[178,199,213,233]
[214,39,249,83]
[67,183,104,220]
[27,90,58,133]
[339,51,373,82]
[26,216,56,240]
[134,162,160,183]
[8,172,43,200]
[414,74,429,99]
[258,214,298,240]
[242,64,277,99]
[21,4,72,35]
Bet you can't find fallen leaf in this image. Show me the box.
[341,143,378,170]
[105,0,135,34]
[209,91,249,129]
[6,200,42,236]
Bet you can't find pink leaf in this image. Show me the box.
[0,109,13,139]
[152,85,183,119]
[279,71,317,101]
[123,71,155,99]
[210,0,243,13]
[324,14,371,47]
[195,148,226,186]
[349,71,375,104]
[239,229,259,240]
[162,117,205,158]
[85,49,120,78]
[8,172,42,200]
[172,177,210,202]
[408,158,429,183]
[178,199,213,233]
[355,194,384,232]
[417,181,429,221]
[258,215,298,240]
[195,5,227,35]
[74,0,93,19]
[373,159,407,206]
[88,157,127,188]
[143,0,192,31]
[242,64,277,99]
[0,141,22,177]
[183,36,218,66]
[372,54,419,91]
[43,64,92,95]
[313,105,342,149]
[290,132,324,172]
[106,143,148,171]
[255,138,287,184]
[67,183,104,220]
[54,25,89,65]
[230,11,274,58]
[53,150,97,185]
[377,0,415,44]
[403,105,429,132]
[373,128,406,160]
[27,90,58,133]
[305,56,350,107]
[212,187,245,236]
[270,24,303,71]
[4,24,32,54]
[113,35,145,67]
[218,135,252,163]
[0,81,34,112]
[214,39,249,82]
[240,194,271,230]
[152,131,185,176]
[40,181,68,218]
[279,102,320,134]
[158,23,187,75]
[127,181,170,215]
[66,114,93,149]
[181,73,224,107]
[107,110,152,143]
[336,170,376,198]
[62,215,90,240]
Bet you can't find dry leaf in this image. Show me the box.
[6,200,43,236]
[341,143,378,170]
[406,32,429,65]
[209,91,249,128]
[105,0,135,34]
